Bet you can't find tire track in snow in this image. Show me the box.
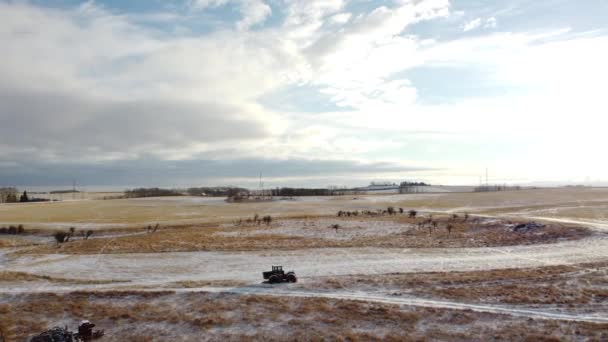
[217,287,608,324]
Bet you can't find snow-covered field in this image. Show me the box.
[4,235,608,286]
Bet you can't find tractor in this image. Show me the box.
[29,321,104,342]
[263,266,297,284]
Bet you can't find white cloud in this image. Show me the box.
[485,16,497,28]
[330,12,352,24]
[297,0,449,108]
[2,0,607,184]
[236,0,272,30]
[463,16,497,32]
[463,17,482,32]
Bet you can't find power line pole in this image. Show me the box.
[485,168,488,187]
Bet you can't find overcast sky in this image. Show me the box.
[1,0,607,189]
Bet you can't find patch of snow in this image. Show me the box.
[218,218,413,240]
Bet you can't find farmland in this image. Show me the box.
[1,187,608,340]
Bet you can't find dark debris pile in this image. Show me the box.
[513,221,546,232]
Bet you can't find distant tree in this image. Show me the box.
[19,191,29,203]
[6,192,18,203]
[0,187,18,203]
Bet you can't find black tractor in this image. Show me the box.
[263,266,297,284]
[29,321,104,342]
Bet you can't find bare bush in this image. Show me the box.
[54,232,69,244]
[408,210,417,218]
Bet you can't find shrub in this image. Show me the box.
[54,232,69,244]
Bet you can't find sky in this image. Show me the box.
[1,0,608,189]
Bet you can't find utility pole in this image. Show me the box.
[259,172,264,199]
[485,168,488,187]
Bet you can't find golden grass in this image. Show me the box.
[301,261,608,306]
[2,291,607,341]
[0,238,17,248]
[2,187,607,231]
[16,215,590,255]
[0,271,123,285]
[169,279,248,288]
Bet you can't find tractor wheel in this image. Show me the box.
[286,273,297,283]
[269,275,280,284]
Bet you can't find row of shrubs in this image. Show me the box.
[0,224,25,235]
[54,227,93,244]
[235,214,273,226]
[338,208,418,217]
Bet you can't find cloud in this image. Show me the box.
[463,18,482,32]
[0,87,273,162]
[2,0,607,186]
[330,12,351,24]
[485,16,497,28]
[189,0,271,29]
[463,16,497,32]
[297,0,449,108]
[0,158,434,187]
[0,1,285,164]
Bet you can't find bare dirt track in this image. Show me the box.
[4,236,608,285]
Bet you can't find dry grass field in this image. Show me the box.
[2,291,607,342]
[1,187,608,340]
[13,215,589,255]
[300,262,608,307]
[1,187,607,231]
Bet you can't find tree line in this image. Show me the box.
[0,188,31,203]
[124,188,183,198]
[271,187,333,197]
[187,187,249,197]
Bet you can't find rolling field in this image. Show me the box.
[1,187,608,340]
[1,187,607,230]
